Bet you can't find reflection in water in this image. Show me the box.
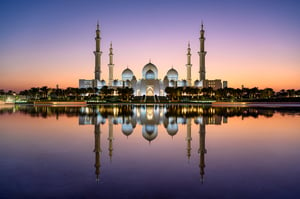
[73,105,219,182]
[199,124,206,183]
[76,105,300,182]
[1,105,300,184]
[1,104,300,198]
[94,124,101,182]
[82,106,213,182]
[2,104,300,119]
[186,118,192,160]
[108,117,114,161]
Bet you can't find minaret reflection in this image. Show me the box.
[74,105,282,184]
[94,123,101,182]
[108,117,114,161]
[186,118,192,160]
[199,124,207,183]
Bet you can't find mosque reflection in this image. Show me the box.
[79,105,213,183]
[77,105,291,183]
[1,105,299,183]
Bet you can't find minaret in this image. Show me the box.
[94,22,102,84]
[199,123,207,183]
[198,23,207,81]
[186,118,192,160]
[108,42,114,86]
[94,123,101,182]
[186,42,192,86]
[108,117,114,161]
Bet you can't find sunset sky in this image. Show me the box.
[0,0,299,92]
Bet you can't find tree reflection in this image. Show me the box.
[1,105,300,182]
[1,105,299,118]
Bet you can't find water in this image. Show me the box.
[0,105,300,199]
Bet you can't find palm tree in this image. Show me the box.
[87,87,95,96]
[118,87,134,101]
[40,86,49,99]
[202,87,214,98]
[234,88,242,100]
[117,87,125,100]
[29,87,40,100]
[100,86,113,99]
[215,88,223,100]
[260,88,274,99]
[175,87,183,100]
[249,87,259,99]
[125,87,134,101]
[165,87,176,101]
[287,89,295,97]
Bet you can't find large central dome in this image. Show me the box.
[142,62,158,79]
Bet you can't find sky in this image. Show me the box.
[0,0,299,92]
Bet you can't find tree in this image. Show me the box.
[123,87,134,101]
[175,87,184,100]
[165,87,176,101]
[260,88,274,99]
[249,87,259,99]
[287,89,295,97]
[202,87,214,98]
[87,87,95,96]
[29,87,40,100]
[40,86,49,99]
[100,86,113,99]
[277,89,288,98]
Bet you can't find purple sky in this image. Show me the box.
[0,0,299,91]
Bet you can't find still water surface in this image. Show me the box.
[0,105,300,199]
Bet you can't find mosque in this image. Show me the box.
[79,23,227,95]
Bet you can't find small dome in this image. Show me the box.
[112,118,118,125]
[142,62,158,79]
[194,117,203,125]
[122,123,133,136]
[170,80,176,87]
[167,124,178,136]
[122,68,133,81]
[113,79,119,86]
[166,117,178,136]
[182,80,187,87]
[167,68,178,81]
[100,118,106,124]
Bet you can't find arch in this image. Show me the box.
[145,70,155,79]
[146,86,154,96]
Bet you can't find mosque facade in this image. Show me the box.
[79,23,226,95]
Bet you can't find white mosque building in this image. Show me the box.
[79,23,226,96]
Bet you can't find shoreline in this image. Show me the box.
[1,101,299,107]
[211,101,300,107]
[33,101,87,106]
